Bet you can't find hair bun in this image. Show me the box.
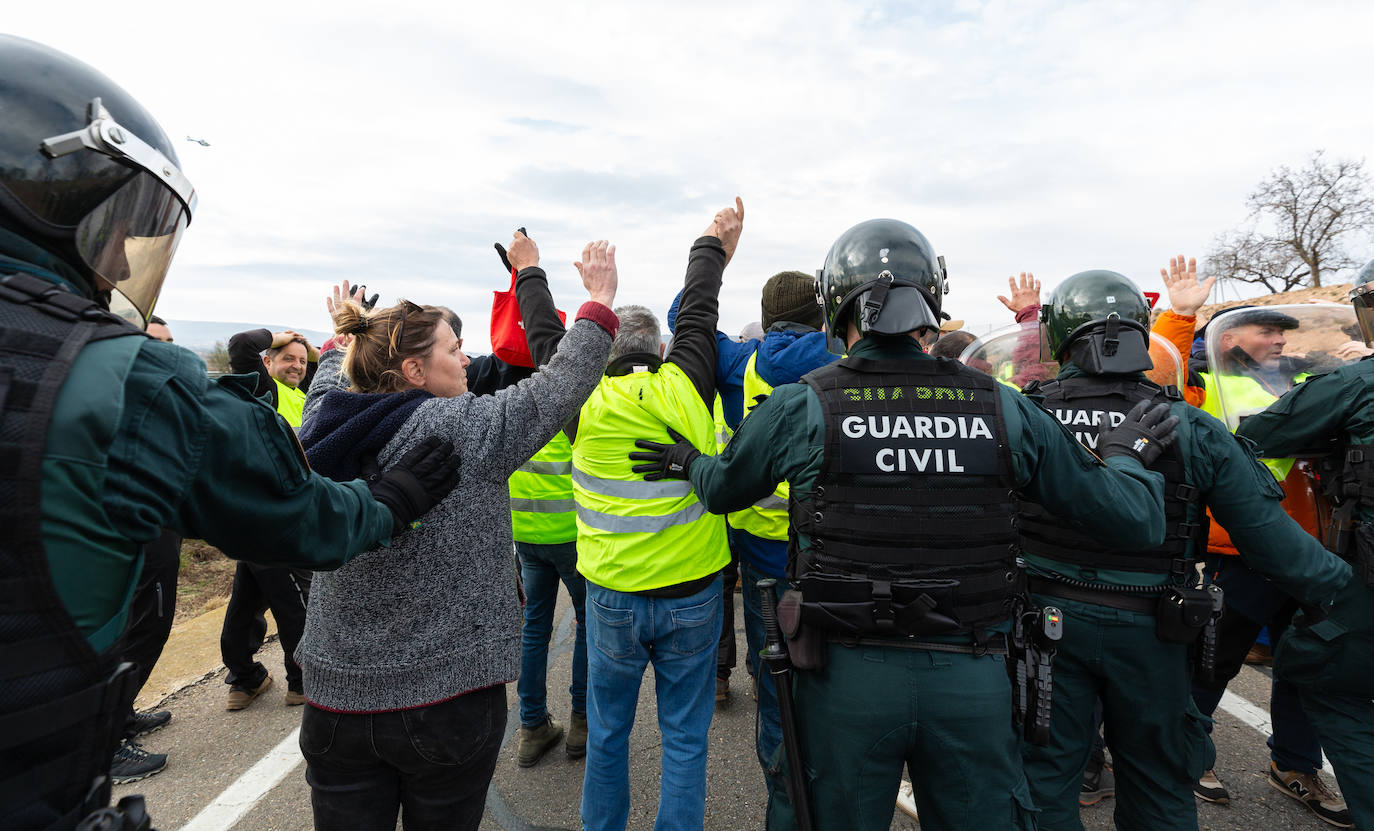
[346,318,371,336]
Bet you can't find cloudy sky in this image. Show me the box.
[8,0,1373,351]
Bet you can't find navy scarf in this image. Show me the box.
[299,387,432,482]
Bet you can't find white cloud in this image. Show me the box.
[5,0,1373,350]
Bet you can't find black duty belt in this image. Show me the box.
[1027,576,1159,615]
[826,632,1010,656]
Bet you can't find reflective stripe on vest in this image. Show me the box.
[1199,371,1307,481]
[726,352,790,540]
[509,430,577,544]
[573,362,728,592]
[274,378,305,429]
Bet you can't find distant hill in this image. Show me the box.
[164,320,332,354]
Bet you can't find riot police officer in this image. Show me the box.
[630,219,1178,831]
[1010,270,1353,830]
[1234,257,1374,830]
[0,36,460,830]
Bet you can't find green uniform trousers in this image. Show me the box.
[1022,595,1214,831]
[767,641,1037,831]
[1275,577,1374,830]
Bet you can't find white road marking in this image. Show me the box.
[178,727,303,831]
[1218,688,1331,772]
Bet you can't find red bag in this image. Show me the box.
[490,266,566,368]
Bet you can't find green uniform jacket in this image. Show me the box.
[689,338,1169,561]
[42,332,394,652]
[1025,365,1352,601]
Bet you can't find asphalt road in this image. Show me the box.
[116,590,1344,830]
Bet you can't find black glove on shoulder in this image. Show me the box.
[1098,400,1180,468]
[366,436,462,535]
[629,428,701,481]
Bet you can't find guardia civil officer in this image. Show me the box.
[1233,258,1374,830]
[0,36,461,830]
[1016,271,1352,831]
[630,219,1176,831]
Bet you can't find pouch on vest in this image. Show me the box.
[1155,585,1214,644]
[798,573,964,637]
[777,589,827,671]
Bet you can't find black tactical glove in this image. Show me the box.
[629,428,701,481]
[1098,400,1179,467]
[366,436,462,534]
[493,226,529,274]
[356,284,380,311]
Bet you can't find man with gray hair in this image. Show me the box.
[573,200,743,830]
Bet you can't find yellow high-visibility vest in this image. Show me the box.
[573,362,728,592]
[509,430,577,544]
[274,378,305,429]
[726,352,790,541]
[1199,370,1309,481]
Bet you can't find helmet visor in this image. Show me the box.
[74,170,188,325]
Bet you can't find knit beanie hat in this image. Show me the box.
[761,271,823,330]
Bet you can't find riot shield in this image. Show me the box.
[1201,304,1361,432]
[959,323,1184,390]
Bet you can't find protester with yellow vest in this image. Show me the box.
[219,326,323,711]
[1184,307,1349,823]
[575,199,742,831]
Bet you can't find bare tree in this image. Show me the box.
[203,340,230,374]
[1209,151,1374,292]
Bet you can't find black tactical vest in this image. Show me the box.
[0,271,145,830]
[1018,376,1206,576]
[790,355,1020,637]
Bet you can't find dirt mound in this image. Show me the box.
[1194,283,1353,326]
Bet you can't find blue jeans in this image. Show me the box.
[581,575,723,831]
[516,541,587,727]
[740,560,782,790]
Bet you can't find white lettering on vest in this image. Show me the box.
[845,415,992,440]
[874,447,966,473]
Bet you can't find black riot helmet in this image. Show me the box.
[1040,270,1153,375]
[817,219,948,353]
[0,35,197,324]
[1351,259,1374,347]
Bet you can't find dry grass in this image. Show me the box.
[174,539,236,625]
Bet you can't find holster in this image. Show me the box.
[1155,585,1214,645]
[795,573,964,637]
[778,590,828,671]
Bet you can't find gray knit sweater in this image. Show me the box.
[296,316,612,711]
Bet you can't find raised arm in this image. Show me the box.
[666,198,743,407]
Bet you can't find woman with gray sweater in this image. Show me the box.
[293,234,619,831]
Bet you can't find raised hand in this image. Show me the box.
[506,230,539,272]
[1160,254,1215,317]
[702,197,745,266]
[996,272,1040,315]
[326,280,367,317]
[574,240,618,308]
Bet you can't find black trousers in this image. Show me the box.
[220,562,311,692]
[301,685,506,831]
[121,529,181,731]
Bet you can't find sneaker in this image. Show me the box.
[517,716,564,767]
[125,709,171,738]
[1245,643,1273,666]
[225,673,272,711]
[1194,769,1230,804]
[895,779,919,821]
[1080,758,1115,806]
[284,688,305,707]
[566,711,588,760]
[111,740,167,784]
[716,676,731,706]
[1268,763,1353,828]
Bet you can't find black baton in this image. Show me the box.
[757,578,814,831]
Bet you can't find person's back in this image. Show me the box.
[1015,270,1352,830]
